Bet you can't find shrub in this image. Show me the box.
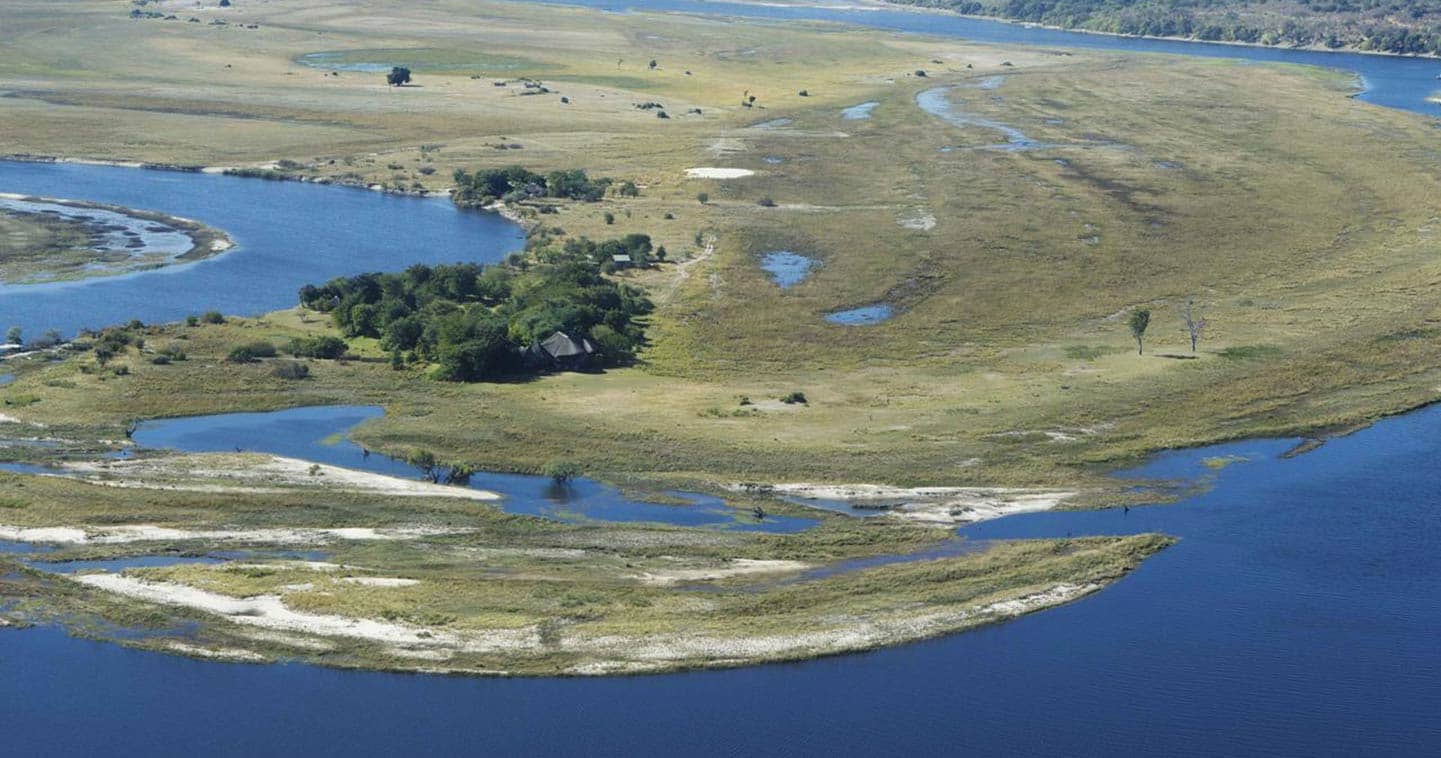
[271,360,310,380]
[780,391,807,404]
[543,459,582,483]
[287,335,348,359]
[227,341,276,363]
[696,192,708,204]
[757,197,776,207]
[201,311,225,324]
[1217,344,1283,360]
[186,315,200,327]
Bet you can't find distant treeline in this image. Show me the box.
[452,166,632,207]
[297,235,654,381]
[892,0,1441,55]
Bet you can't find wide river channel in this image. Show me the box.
[3,1,1440,754]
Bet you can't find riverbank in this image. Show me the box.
[860,0,1441,59]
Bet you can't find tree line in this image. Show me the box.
[451,166,615,207]
[893,0,1441,55]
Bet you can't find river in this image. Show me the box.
[0,162,522,338]
[3,2,1441,754]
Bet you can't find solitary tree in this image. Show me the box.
[408,449,439,482]
[648,59,657,70]
[1128,308,1151,355]
[543,459,581,484]
[4,326,20,345]
[1180,298,1207,353]
[386,66,412,87]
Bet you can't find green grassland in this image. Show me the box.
[3,0,1441,672]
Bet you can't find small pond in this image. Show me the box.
[840,101,878,120]
[759,251,815,289]
[825,303,894,325]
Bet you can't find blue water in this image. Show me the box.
[840,101,879,120]
[825,303,894,324]
[28,554,226,574]
[0,161,524,338]
[759,250,816,288]
[5,406,1441,754]
[0,373,14,386]
[917,85,1048,150]
[130,406,814,533]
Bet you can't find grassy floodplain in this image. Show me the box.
[2,0,1441,673]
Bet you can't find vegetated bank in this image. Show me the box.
[889,0,1441,55]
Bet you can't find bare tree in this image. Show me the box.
[1180,298,1207,353]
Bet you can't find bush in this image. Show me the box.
[271,360,310,380]
[158,345,188,362]
[201,311,225,324]
[186,315,199,327]
[287,335,348,359]
[543,459,582,483]
[757,196,777,207]
[780,391,807,404]
[227,341,276,363]
[696,192,708,204]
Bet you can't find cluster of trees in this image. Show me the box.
[451,167,614,207]
[296,236,653,381]
[896,0,1441,54]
